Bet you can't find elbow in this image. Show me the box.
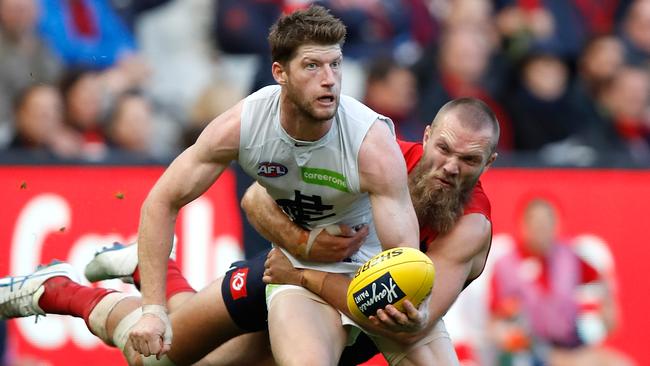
[240,188,254,214]
[241,183,264,217]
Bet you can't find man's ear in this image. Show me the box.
[422,125,432,148]
[485,152,498,170]
[272,62,287,85]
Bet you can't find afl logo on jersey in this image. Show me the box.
[258,162,288,177]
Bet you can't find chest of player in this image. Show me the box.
[247,139,364,224]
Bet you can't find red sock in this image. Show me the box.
[166,259,196,299]
[132,265,141,289]
[38,277,115,327]
[131,259,196,299]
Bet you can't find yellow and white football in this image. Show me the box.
[347,247,435,321]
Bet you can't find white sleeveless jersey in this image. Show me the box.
[239,85,395,273]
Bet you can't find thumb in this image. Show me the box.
[163,321,173,346]
[333,224,355,236]
[325,224,343,236]
[157,343,172,360]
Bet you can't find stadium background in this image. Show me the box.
[1,0,649,365]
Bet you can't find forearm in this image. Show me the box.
[300,270,382,332]
[137,199,177,306]
[242,184,308,258]
[300,270,351,316]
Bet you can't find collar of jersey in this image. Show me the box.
[276,112,338,149]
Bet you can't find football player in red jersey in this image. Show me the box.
[259,97,498,364]
[0,97,498,365]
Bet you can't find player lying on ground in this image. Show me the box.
[0,97,499,366]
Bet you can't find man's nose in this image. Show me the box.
[443,159,459,176]
[321,65,336,86]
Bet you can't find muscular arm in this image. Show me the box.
[420,213,492,326]
[265,212,492,343]
[358,120,419,250]
[241,182,369,262]
[241,182,308,255]
[318,213,490,339]
[138,102,242,307]
[334,213,490,340]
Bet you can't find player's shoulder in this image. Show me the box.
[359,120,401,163]
[206,98,245,128]
[246,84,281,102]
[463,180,492,221]
[197,99,245,152]
[442,212,492,260]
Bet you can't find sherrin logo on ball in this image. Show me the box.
[347,247,435,321]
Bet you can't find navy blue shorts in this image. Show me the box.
[220,249,380,364]
[221,250,270,332]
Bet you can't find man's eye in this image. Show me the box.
[463,158,479,165]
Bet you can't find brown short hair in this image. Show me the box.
[268,5,347,65]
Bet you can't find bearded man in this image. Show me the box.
[0,97,499,365]
[257,96,499,364]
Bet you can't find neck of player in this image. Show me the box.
[280,94,333,142]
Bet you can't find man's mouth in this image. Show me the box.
[316,95,335,105]
[436,177,455,188]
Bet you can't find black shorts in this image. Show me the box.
[220,248,381,364]
[339,332,380,365]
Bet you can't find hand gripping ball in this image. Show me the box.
[347,247,435,321]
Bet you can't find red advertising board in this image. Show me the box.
[481,169,649,366]
[0,166,243,366]
[362,169,649,366]
[1,167,648,365]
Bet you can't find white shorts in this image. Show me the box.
[367,318,458,365]
[266,284,363,345]
[266,284,459,365]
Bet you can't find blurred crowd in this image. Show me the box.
[0,2,641,365]
[2,0,650,166]
[485,197,632,366]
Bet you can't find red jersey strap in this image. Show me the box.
[465,181,491,221]
[398,139,423,173]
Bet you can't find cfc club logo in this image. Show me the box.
[257,162,288,177]
[230,268,249,300]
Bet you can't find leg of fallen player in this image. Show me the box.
[0,261,264,366]
[193,331,275,366]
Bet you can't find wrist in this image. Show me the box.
[142,304,168,320]
[300,269,327,295]
[294,230,309,260]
